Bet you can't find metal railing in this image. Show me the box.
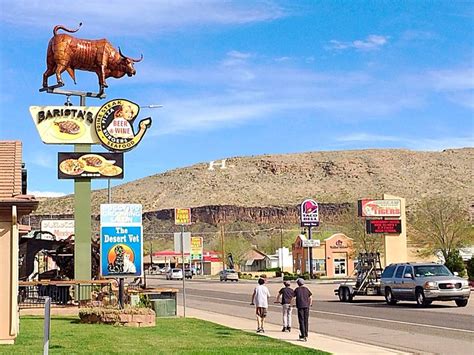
[18,280,114,308]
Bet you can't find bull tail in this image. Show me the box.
[53,22,82,36]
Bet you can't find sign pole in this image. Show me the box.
[308,226,313,278]
[43,296,51,355]
[74,94,91,294]
[181,225,186,318]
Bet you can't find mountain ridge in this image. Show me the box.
[34,147,474,215]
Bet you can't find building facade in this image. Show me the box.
[292,233,354,278]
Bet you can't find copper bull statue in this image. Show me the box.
[42,23,143,94]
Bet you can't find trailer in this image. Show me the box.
[335,252,384,302]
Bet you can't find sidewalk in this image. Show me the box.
[183,306,410,355]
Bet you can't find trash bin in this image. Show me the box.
[151,299,176,317]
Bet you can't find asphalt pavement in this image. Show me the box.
[149,276,474,354]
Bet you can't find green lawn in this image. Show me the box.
[0,317,328,354]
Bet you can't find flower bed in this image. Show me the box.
[79,306,156,327]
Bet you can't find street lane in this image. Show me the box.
[148,277,474,354]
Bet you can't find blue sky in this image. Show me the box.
[0,0,472,197]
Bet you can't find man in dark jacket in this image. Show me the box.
[294,278,312,341]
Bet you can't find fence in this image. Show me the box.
[18,280,114,309]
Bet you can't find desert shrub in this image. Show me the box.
[466,257,474,281]
[444,250,466,277]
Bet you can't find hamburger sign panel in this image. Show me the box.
[358,199,401,217]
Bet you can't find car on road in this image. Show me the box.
[219,269,239,282]
[185,269,193,279]
[380,262,470,307]
[148,265,161,274]
[166,268,183,280]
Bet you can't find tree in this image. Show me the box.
[408,197,474,260]
[466,257,474,281]
[336,203,383,255]
[209,231,252,268]
[444,250,466,277]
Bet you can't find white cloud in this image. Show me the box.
[221,51,254,67]
[337,133,474,151]
[28,190,66,198]
[1,1,286,36]
[327,35,389,51]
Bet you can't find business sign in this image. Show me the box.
[174,232,191,254]
[191,236,203,260]
[300,199,320,227]
[58,152,124,179]
[100,204,143,277]
[95,99,152,152]
[302,239,321,248]
[175,208,192,225]
[358,199,401,217]
[29,106,100,144]
[366,219,402,234]
[40,219,74,240]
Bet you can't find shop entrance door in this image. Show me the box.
[334,257,347,276]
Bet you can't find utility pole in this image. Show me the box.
[220,224,226,271]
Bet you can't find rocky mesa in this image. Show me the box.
[34,148,473,217]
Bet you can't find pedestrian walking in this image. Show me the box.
[294,278,312,341]
[275,281,294,332]
[250,278,271,333]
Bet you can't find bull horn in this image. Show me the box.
[118,47,143,62]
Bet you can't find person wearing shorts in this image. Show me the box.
[250,278,270,333]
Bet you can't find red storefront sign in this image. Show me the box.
[366,219,402,234]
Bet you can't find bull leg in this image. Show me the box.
[42,67,55,88]
[54,63,67,87]
[66,68,76,85]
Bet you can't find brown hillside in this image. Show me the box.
[34,148,474,215]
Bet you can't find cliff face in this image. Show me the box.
[34,148,473,217]
[25,203,350,229]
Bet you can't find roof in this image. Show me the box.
[0,141,22,199]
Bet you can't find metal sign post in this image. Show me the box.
[174,208,191,318]
[180,225,186,318]
[43,297,51,355]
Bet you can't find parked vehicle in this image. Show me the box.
[219,269,239,282]
[185,269,193,279]
[380,262,470,307]
[148,265,160,274]
[160,266,171,274]
[166,268,183,280]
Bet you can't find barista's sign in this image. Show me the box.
[29,99,152,152]
[29,106,100,144]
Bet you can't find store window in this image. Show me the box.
[334,258,347,276]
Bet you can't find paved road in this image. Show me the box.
[148,277,474,354]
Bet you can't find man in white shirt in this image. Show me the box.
[250,278,271,333]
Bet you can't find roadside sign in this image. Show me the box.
[174,232,191,253]
[58,152,123,179]
[300,199,320,227]
[100,204,143,277]
[366,219,402,234]
[191,236,203,260]
[358,199,401,217]
[40,219,74,240]
[302,239,321,248]
[175,208,192,225]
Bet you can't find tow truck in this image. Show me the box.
[335,252,384,302]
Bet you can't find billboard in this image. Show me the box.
[40,219,74,240]
[366,219,402,234]
[175,208,192,225]
[300,199,320,227]
[100,204,143,277]
[191,237,203,260]
[29,105,100,144]
[58,152,123,179]
[358,199,401,217]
